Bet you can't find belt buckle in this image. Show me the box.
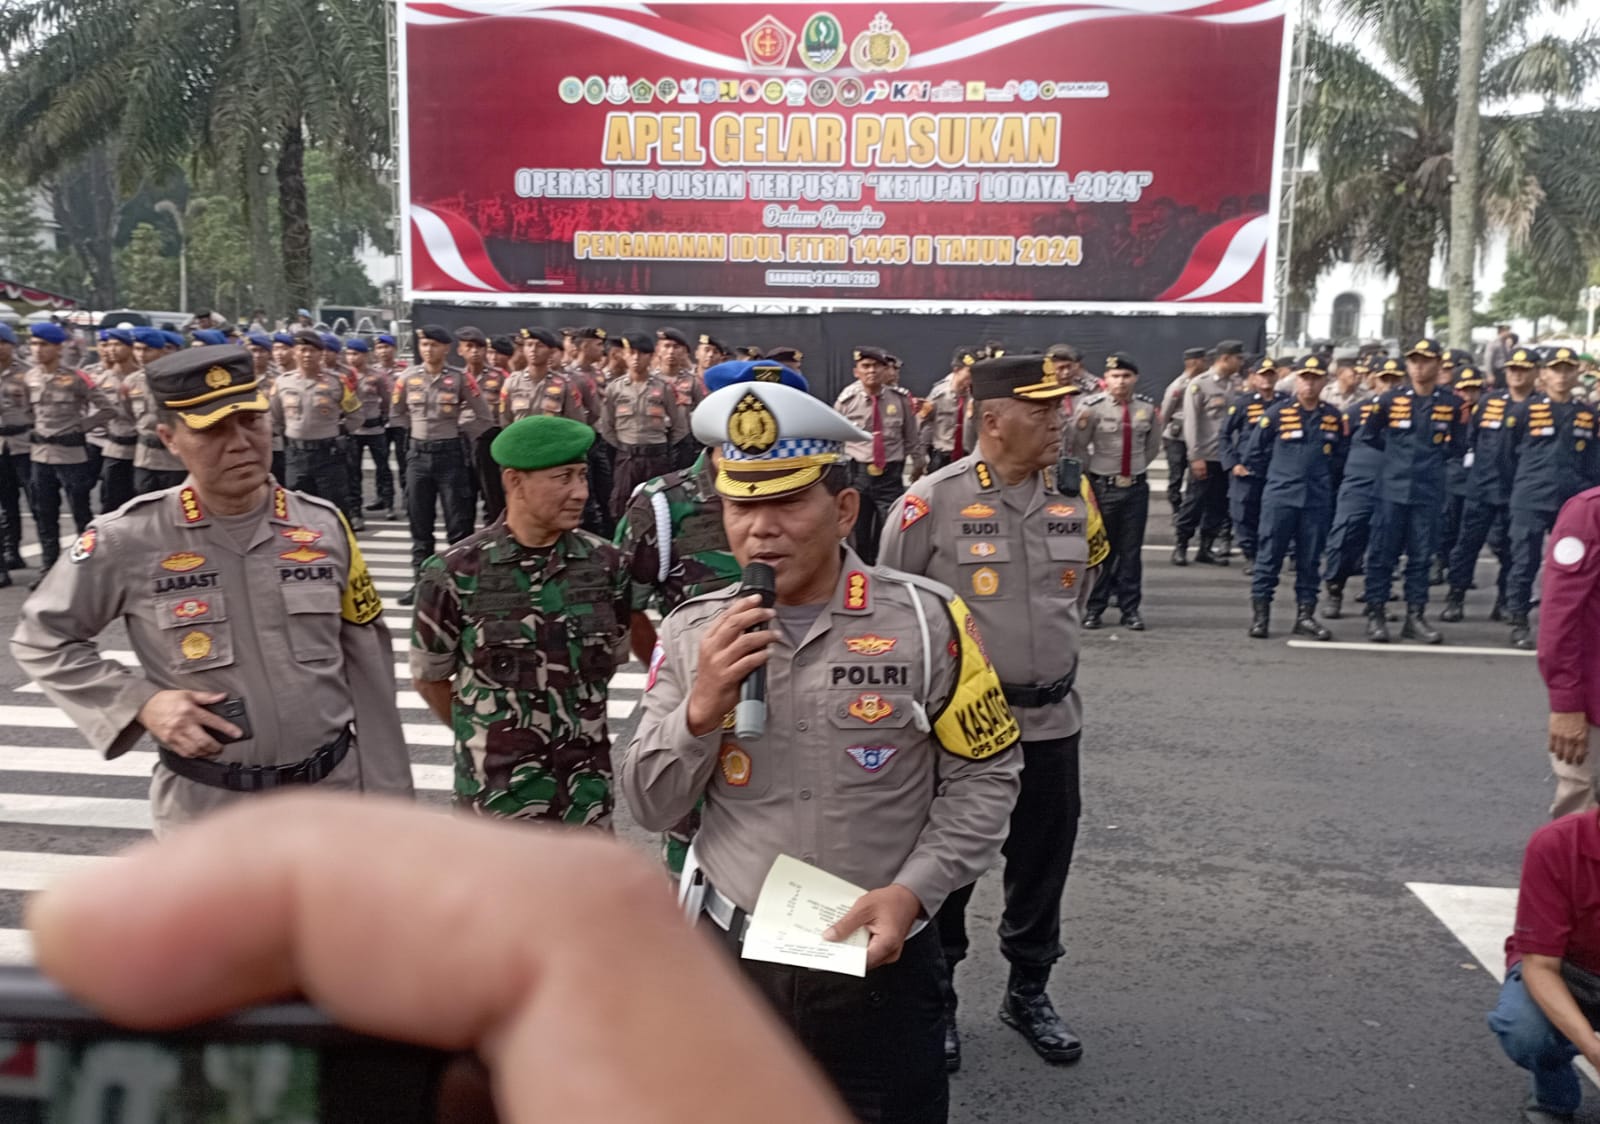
[867,465,884,476]
[1115,474,1134,488]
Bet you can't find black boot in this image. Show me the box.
[1365,604,1390,644]
[1440,590,1465,623]
[1509,615,1534,651]
[999,966,1082,1065]
[1082,611,1102,630]
[1248,599,1270,639]
[1193,535,1227,566]
[1292,602,1331,641]
[364,499,387,511]
[1170,542,1189,567]
[1428,557,1446,586]
[1217,529,1234,559]
[398,585,416,607]
[1323,584,1343,619]
[1401,605,1442,644]
[1490,599,1506,622]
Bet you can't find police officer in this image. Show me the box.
[1220,356,1286,569]
[374,333,409,498]
[91,327,139,513]
[273,329,361,521]
[600,333,687,520]
[1243,356,1345,639]
[410,415,630,824]
[503,328,585,423]
[1360,338,1469,644]
[695,333,730,376]
[1321,358,1405,619]
[0,326,30,571]
[25,322,113,588]
[391,325,490,605]
[880,353,1108,1074]
[1174,340,1246,565]
[623,378,1021,1124]
[835,346,919,565]
[247,331,287,484]
[1160,347,1208,517]
[346,338,395,520]
[764,345,803,371]
[475,337,514,524]
[127,328,190,498]
[451,326,495,520]
[11,345,412,834]
[0,322,26,379]
[656,327,704,469]
[564,326,612,536]
[921,347,978,473]
[1442,349,1538,623]
[1046,343,1095,394]
[271,331,296,375]
[1501,347,1600,650]
[1070,354,1159,630]
[1434,365,1485,586]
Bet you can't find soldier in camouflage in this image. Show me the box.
[411,415,631,825]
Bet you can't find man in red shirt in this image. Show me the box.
[1537,486,1600,817]
[1490,807,1600,1121]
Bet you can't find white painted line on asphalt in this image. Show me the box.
[0,849,107,891]
[0,929,32,964]
[16,663,644,696]
[0,745,453,791]
[1285,640,1535,658]
[0,704,456,746]
[0,793,150,830]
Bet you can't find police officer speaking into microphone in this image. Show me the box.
[11,345,413,835]
[621,376,1021,1124]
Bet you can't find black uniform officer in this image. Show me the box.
[1220,356,1286,567]
[1320,358,1403,619]
[1501,347,1600,649]
[1359,338,1469,643]
[1442,350,1539,623]
[1244,356,1345,639]
[1433,365,1484,586]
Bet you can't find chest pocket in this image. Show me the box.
[510,394,532,414]
[156,591,236,674]
[282,584,342,662]
[311,387,339,418]
[1047,534,1090,596]
[954,537,1011,566]
[279,389,303,415]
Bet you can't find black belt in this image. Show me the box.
[411,437,463,451]
[30,432,85,447]
[107,434,138,445]
[616,442,671,455]
[286,437,337,450]
[1090,471,1147,487]
[158,725,352,793]
[1001,667,1077,709]
[361,417,382,429]
[854,459,905,478]
[0,425,27,436]
[138,434,166,449]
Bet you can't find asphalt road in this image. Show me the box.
[0,474,1566,1123]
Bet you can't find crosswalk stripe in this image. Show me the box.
[1285,640,1535,658]
[14,666,648,696]
[0,793,151,830]
[0,705,457,745]
[0,745,454,791]
[0,930,31,965]
[0,849,108,891]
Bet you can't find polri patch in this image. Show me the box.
[68,528,96,563]
[900,494,929,530]
[845,745,897,773]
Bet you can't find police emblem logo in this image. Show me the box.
[204,366,232,390]
[1046,503,1076,517]
[845,693,894,724]
[68,528,96,563]
[160,551,206,572]
[972,566,999,596]
[173,599,209,619]
[849,11,910,72]
[900,494,929,529]
[718,742,752,786]
[969,541,997,558]
[961,502,995,518]
[180,630,213,661]
[280,546,329,564]
[1060,568,1077,589]
[845,745,897,773]
[844,634,898,656]
[728,390,779,454]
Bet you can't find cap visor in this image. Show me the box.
[179,392,270,430]
[1012,381,1077,400]
[717,462,827,501]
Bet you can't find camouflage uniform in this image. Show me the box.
[409,521,631,825]
[613,451,739,870]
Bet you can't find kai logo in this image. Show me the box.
[741,14,796,69]
[846,693,894,724]
[850,11,909,72]
[801,12,845,71]
[844,634,898,656]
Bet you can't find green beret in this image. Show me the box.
[491,416,595,470]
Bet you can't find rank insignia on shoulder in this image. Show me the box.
[900,494,929,530]
[179,487,204,524]
[844,570,869,611]
[973,461,994,489]
[845,745,897,773]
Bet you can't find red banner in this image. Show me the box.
[399,1,1287,309]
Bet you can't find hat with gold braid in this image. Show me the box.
[691,381,867,501]
[145,345,268,430]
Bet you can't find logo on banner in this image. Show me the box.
[1019,80,1040,102]
[677,77,700,103]
[801,12,846,71]
[836,77,864,107]
[656,77,678,101]
[931,79,963,102]
[810,78,837,106]
[762,79,784,104]
[785,77,807,105]
[583,76,605,104]
[630,78,654,103]
[558,77,582,103]
[742,14,796,69]
[739,78,762,103]
[1041,80,1057,98]
[850,12,910,72]
[606,75,629,104]
[700,77,720,103]
[965,81,986,101]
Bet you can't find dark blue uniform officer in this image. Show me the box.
[1359,338,1469,644]
[1320,358,1403,619]
[1220,356,1286,566]
[1243,356,1345,639]
[1433,365,1484,586]
[1502,347,1600,649]
[1441,350,1538,623]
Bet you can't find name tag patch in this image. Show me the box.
[154,572,219,594]
[831,664,910,688]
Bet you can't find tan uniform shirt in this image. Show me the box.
[879,457,1106,740]
[600,375,688,447]
[0,372,32,456]
[619,549,1022,916]
[93,367,138,461]
[1182,367,1233,461]
[1160,371,1192,440]
[473,366,508,428]
[921,375,977,457]
[350,368,390,436]
[835,383,919,465]
[27,366,113,465]
[11,482,413,832]
[659,368,705,415]
[124,370,185,473]
[389,365,490,441]
[272,371,361,442]
[501,369,585,424]
[563,362,604,423]
[1069,392,1162,477]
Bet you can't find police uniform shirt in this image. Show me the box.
[620,552,1023,917]
[389,364,490,441]
[1160,371,1193,439]
[562,362,605,422]
[272,369,361,441]
[1181,367,1232,460]
[27,366,113,464]
[93,368,137,460]
[1070,392,1161,477]
[600,374,687,447]
[834,382,919,465]
[501,369,584,424]
[0,368,32,456]
[1243,398,1346,510]
[921,375,974,456]
[11,483,413,830]
[124,370,186,472]
[878,457,1107,741]
[350,368,390,436]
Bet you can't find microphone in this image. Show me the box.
[734,562,777,739]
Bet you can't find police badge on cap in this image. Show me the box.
[145,346,269,430]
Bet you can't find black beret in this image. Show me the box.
[735,345,763,360]
[765,346,802,365]
[1183,347,1208,360]
[490,335,516,357]
[698,333,730,354]
[971,353,1076,402]
[416,324,452,345]
[146,345,269,430]
[1104,353,1139,375]
[560,326,580,339]
[291,328,322,348]
[519,327,562,348]
[1046,343,1080,362]
[656,327,690,348]
[575,326,606,341]
[454,326,488,345]
[621,332,655,354]
[951,345,980,369]
[1214,339,1245,356]
[853,346,890,364]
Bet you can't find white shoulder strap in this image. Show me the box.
[900,580,933,733]
[652,490,673,582]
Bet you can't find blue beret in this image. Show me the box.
[0,325,16,345]
[272,332,295,347]
[319,332,341,352]
[132,327,164,348]
[161,331,185,350]
[704,359,808,393]
[30,323,68,345]
[101,328,133,346]
[192,329,227,346]
[246,332,273,349]
[343,337,370,353]
[491,416,595,470]
[375,333,396,346]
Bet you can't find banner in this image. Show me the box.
[399,0,1288,310]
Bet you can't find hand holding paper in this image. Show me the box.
[740,855,870,977]
[824,882,925,971]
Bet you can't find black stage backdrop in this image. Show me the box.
[412,303,1267,405]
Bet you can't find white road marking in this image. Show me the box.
[0,705,456,745]
[0,745,453,790]
[0,793,150,830]
[1286,640,1535,658]
[0,929,31,964]
[0,849,108,891]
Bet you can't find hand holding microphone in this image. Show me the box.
[685,563,779,738]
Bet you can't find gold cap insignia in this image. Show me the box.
[727,390,779,455]
[204,367,232,389]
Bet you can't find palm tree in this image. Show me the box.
[1290,0,1600,340]
[0,0,389,312]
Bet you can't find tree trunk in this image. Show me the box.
[277,116,312,313]
[1394,215,1434,342]
[1447,0,1486,349]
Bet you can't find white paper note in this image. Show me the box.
[740,854,869,977]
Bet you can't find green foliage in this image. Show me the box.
[1489,248,1584,330]
[116,223,176,308]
